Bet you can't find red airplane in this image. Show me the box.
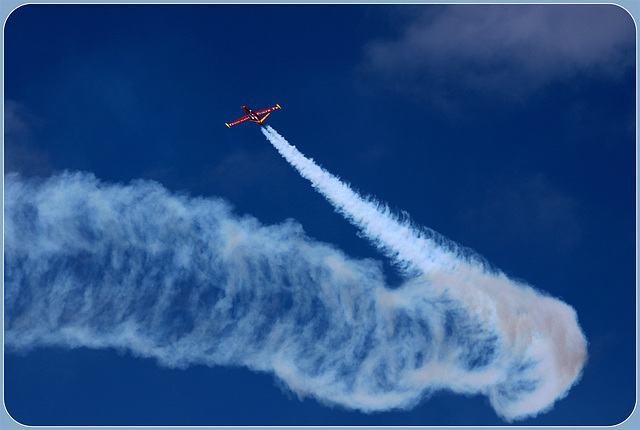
[225,104,281,128]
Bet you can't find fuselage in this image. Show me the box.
[226,104,280,128]
[242,106,260,123]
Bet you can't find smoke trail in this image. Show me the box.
[4,136,586,422]
[261,125,587,420]
[261,126,464,276]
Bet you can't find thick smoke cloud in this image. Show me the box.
[5,131,586,422]
[261,126,587,420]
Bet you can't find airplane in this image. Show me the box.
[225,104,281,128]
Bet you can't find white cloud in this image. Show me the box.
[5,166,587,422]
[4,100,52,175]
[360,4,635,102]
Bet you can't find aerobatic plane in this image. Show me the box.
[225,104,281,128]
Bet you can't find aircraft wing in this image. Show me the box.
[254,104,281,116]
[225,115,250,128]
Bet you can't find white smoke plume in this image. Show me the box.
[261,126,587,419]
[4,128,586,422]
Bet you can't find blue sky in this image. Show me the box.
[2,2,637,427]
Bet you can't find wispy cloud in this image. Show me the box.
[4,100,52,176]
[5,164,587,422]
[262,126,586,421]
[359,4,634,103]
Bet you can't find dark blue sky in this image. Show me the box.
[2,2,637,428]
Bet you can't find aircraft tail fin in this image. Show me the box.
[259,112,272,124]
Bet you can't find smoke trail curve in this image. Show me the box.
[5,131,586,422]
[261,125,587,420]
